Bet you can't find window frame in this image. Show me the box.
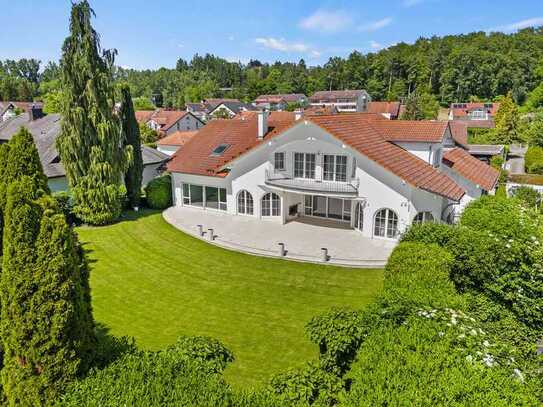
[237,190,254,215]
[261,192,281,217]
[274,152,285,171]
[374,208,399,238]
[294,152,316,179]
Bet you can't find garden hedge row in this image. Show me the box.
[525,146,543,174]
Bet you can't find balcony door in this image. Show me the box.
[294,153,316,179]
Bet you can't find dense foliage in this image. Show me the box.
[57,1,131,225]
[1,175,95,405]
[145,174,172,209]
[525,145,543,174]
[119,84,143,208]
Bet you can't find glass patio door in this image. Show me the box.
[354,202,363,231]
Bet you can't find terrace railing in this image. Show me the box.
[265,169,359,195]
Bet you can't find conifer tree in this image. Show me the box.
[120,84,143,208]
[0,127,49,255]
[57,0,130,225]
[1,177,95,405]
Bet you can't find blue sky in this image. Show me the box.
[2,0,543,69]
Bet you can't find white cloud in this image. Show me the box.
[225,56,250,64]
[487,17,543,33]
[228,35,235,41]
[177,43,184,48]
[402,0,424,7]
[299,9,353,33]
[358,17,393,32]
[255,37,321,57]
[369,41,383,50]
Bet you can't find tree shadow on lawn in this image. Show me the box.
[90,322,137,371]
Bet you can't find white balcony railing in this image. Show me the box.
[265,169,359,195]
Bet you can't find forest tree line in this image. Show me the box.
[2,27,543,110]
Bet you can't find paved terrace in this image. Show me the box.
[163,206,396,268]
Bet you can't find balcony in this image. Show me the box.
[265,170,359,196]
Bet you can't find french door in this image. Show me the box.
[304,195,351,222]
[354,202,364,231]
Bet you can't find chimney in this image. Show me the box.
[294,109,304,121]
[29,103,44,121]
[257,110,269,139]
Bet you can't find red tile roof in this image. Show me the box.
[233,111,296,122]
[303,105,338,116]
[367,101,401,118]
[309,115,465,201]
[443,148,500,191]
[157,130,198,146]
[448,121,468,147]
[309,90,366,102]
[149,110,190,132]
[450,102,500,118]
[255,94,306,104]
[369,120,449,143]
[167,115,295,176]
[135,110,155,124]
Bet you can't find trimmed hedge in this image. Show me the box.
[145,174,172,209]
[400,222,458,247]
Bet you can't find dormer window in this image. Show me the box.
[211,143,230,156]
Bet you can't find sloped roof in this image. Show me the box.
[149,110,189,131]
[209,101,257,115]
[255,94,306,103]
[448,121,468,147]
[233,111,296,121]
[157,130,198,146]
[310,90,367,102]
[450,102,500,118]
[135,110,155,124]
[168,113,465,201]
[0,113,168,178]
[369,120,449,143]
[309,115,465,201]
[167,115,295,176]
[443,147,500,191]
[367,101,401,117]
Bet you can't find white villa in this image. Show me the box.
[167,111,499,241]
[309,90,371,113]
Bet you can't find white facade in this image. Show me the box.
[148,113,203,135]
[171,121,454,240]
[310,91,370,113]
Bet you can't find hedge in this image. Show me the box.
[144,174,172,209]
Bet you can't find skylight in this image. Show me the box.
[211,143,230,156]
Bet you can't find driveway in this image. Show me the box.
[163,206,396,268]
[506,144,528,175]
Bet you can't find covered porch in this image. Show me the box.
[163,206,396,267]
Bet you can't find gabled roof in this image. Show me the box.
[309,115,465,201]
[255,94,307,104]
[369,120,449,143]
[233,111,296,121]
[149,110,191,131]
[450,102,500,118]
[310,90,367,102]
[167,115,294,176]
[0,112,168,179]
[135,110,155,124]
[303,105,338,116]
[448,121,468,147]
[209,101,257,115]
[157,130,198,147]
[443,148,500,191]
[168,113,465,201]
[367,101,401,117]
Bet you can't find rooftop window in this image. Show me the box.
[211,143,230,156]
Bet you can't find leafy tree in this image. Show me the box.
[42,90,63,114]
[525,110,543,147]
[492,91,523,144]
[0,178,95,405]
[57,1,131,225]
[132,96,155,111]
[139,122,158,144]
[400,90,439,120]
[119,84,143,208]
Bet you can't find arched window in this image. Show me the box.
[262,192,280,216]
[374,208,398,238]
[237,190,254,215]
[413,211,434,224]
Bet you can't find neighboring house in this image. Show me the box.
[156,130,198,156]
[254,94,308,111]
[167,112,498,240]
[0,111,169,192]
[135,109,204,136]
[366,101,403,119]
[448,102,500,121]
[0,101,44,122]
[208,101,257,119]
[309,90,371,113]
[302,105,339,117]
[448,121,505,163]
[186,99,243,122]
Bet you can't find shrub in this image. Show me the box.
[168,336,234,374]
[268,361,343,407]
[511,185,541,209]
[144,174,172,209]
[305,309,366,374]
[525,145,543,174]
[490,154,504,169]
[400,222,458,247]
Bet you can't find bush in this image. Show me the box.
[268,361,343,407]
[168,336,234,374]
[144,174,172,209]
[400,222,458,247]
[305,309,365,374]
[525,145,543,174]
[490,154,504,169]
[511,185,541,209]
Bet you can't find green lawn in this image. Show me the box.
[77,210,383,388]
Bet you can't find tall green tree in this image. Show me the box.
[0,177,95,406]
[400,90,439,120]
[0,127,49,255]
[493,91,523,144]
[119,84,143,208]
[57,1,131,225]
